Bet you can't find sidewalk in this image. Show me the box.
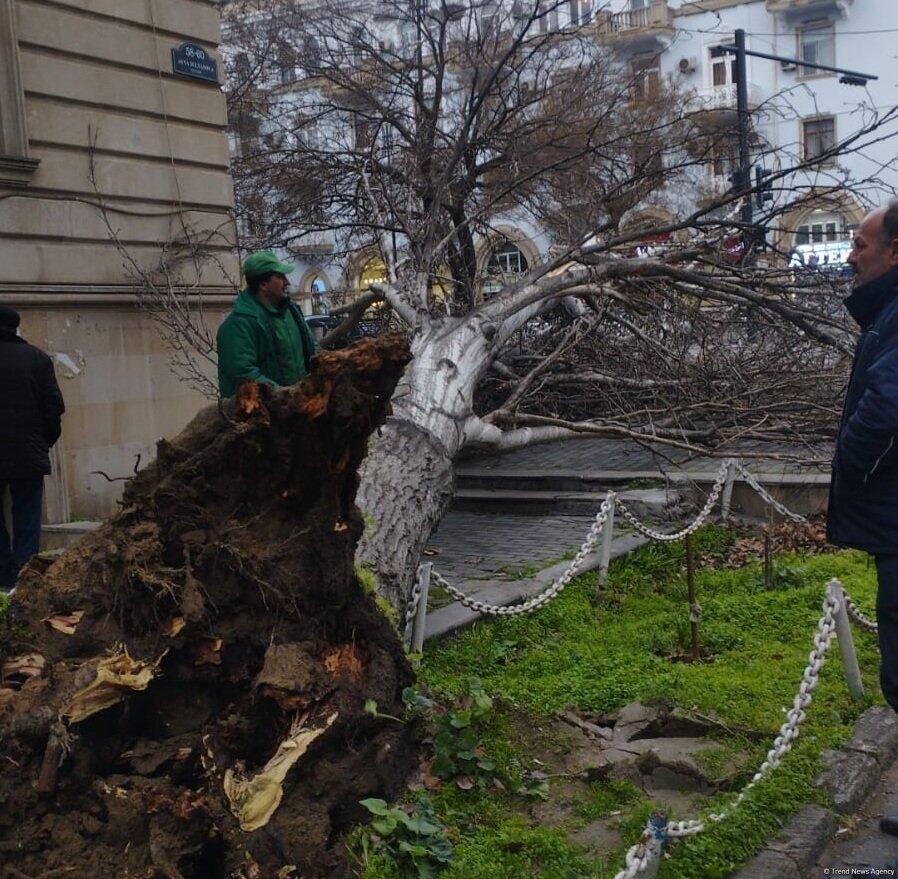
[812,758,898,876]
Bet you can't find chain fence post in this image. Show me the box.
[720,458,737,522]
[828,578,864,700]
[597,496,615,595]
[411,562,432,653]
[642,811,667,879]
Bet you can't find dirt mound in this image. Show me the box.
[0,336,418,879]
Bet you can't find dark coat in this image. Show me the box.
[0,328,65,480]
[828,267,898,555]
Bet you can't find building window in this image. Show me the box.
[569,0,592,27]
[632,53,660,101]
[482,2,500,38]
[709,136,739,180]
[803,116,836,163]
[710,49,738,87]
[482,242,529,296]
[798,20,835,74]
[308,275,329,315]
[353,116,377,152]
[538,5,560,33]
[792,210,855,273]
[359,256,388,289]
[276,41,297,86]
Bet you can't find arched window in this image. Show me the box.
[359,257,388,289]
[306,275,329,315]
[791,209,856,273]
[482,242,529,296]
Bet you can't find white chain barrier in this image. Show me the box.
[423,455,817,620]
[613,588,841,877]
[429,495,615,617]
[735,462,808,524]
[615,459,733,542]
[845,593,879,634]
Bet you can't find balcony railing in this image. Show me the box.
[686,82,763,116]
[596,2,674,38]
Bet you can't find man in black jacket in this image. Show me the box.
[828,202,898,833]
[0,306,65,593]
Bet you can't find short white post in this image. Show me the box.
[411,562,432,653]
[641,811,667,879]
[720,459,737,523]
[829,578,864,700]
[597,501,615,595]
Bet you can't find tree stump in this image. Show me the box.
[0,335,418,879]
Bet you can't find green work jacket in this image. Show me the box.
[217,289,318,398]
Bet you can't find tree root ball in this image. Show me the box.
[0,335,419,879]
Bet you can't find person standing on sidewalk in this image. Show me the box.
[828,201,898,834]
[0,306,65,593]
[217,250,318,397]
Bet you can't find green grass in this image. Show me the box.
[360,527,882,879]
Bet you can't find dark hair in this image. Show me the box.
[0,305,20,329]
[881,200,898,246]
[247,271,278,294]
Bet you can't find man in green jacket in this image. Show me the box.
[217,251,319,397]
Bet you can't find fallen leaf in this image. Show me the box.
[61,649,162,724]
[455,775,474,790]
[163,617,186,638]
[224,714,338,831]
[423,548,440,556]
[43,610,84,635]
[277,868,298,879]
[334,521,348,533]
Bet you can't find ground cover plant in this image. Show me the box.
[357,526,882,879]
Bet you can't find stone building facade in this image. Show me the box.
[0,0,237,520]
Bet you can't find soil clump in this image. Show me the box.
[0,336,418,879]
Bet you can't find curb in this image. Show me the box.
[731,707,898,878]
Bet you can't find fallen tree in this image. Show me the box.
[0,336,418,879]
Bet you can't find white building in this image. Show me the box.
[227,0,898,313]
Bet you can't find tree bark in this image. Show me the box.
[357,314,494,614]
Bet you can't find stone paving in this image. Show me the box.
[425,511,601,582]
[812,757,898,876]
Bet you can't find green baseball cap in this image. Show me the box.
[243,250,295,280]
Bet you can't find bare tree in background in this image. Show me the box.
[219,0,898,612]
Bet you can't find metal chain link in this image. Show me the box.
[612,591,839,876]
[429,495,615,618]
[403,576,424,643]
[844,591,878,633]
[615,459,733,542]
[736,463,808,523]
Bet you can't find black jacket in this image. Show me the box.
[828,267,898,554]
[0,328,65,480]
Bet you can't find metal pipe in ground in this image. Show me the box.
[685,533,700,661]
[828,578,864,700]
[720,459,737,522]
[597,499,615,596]
[411,562,432,654]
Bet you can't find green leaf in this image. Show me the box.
[359,798,390,816]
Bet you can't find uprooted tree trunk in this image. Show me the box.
[0,336,419,879]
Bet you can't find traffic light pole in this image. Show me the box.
[721,29,877,254]
[734,29,753,245]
